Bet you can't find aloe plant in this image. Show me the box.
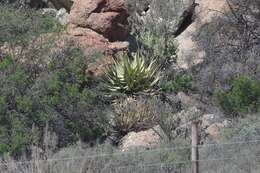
[105,53,160,94]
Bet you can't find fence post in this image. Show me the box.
[192,121,199,173]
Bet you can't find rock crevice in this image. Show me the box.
[173,1,199,37]
[176,0,229,69]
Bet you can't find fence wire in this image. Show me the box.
[0,139,260,173]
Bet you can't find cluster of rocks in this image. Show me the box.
[40,0,130,76]
[69,0,129,41]
[120,125,165,151]
[36,0,238,150]
[39,0,231,78]
[67,0,130,76]
[119,109,231,151]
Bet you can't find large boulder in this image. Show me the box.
[176,0,260,98]
[205,120,232,143]
[120,126,166,151]
[69,0,129,41]
[67,0,130,76]
[176,0,229,69]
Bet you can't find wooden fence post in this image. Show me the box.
[192,121,199,173]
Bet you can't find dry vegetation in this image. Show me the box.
[0,0,260,173]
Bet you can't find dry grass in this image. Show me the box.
[111,96,159,134]
[1,126,260,173]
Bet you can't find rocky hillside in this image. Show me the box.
[0,0,259,172]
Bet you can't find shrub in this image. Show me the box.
[0,6,108,155]
[0,4,63,47]
[220,113,260,142]
[192,0,260,98]
[33,44,109,145]
[109,95,194,142]
[161,74,193,93]
[126,0,179,68]
[215,76,260,116]
[0,43,109,155]
[0,55,36,155]
[158,107,201,141]
[105,53,160,94]
[137,31,178,66]
[111,96,158,136]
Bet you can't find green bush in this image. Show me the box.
[0,43,109,155]
[105,53,160,94]
[215,76,260,116]
[0,4,63,46]
[0,6,108,155]
[161,74,193,93]
[137,31,178,64]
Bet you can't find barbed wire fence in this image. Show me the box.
[1,139,260,173]
[1,124,260,173]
